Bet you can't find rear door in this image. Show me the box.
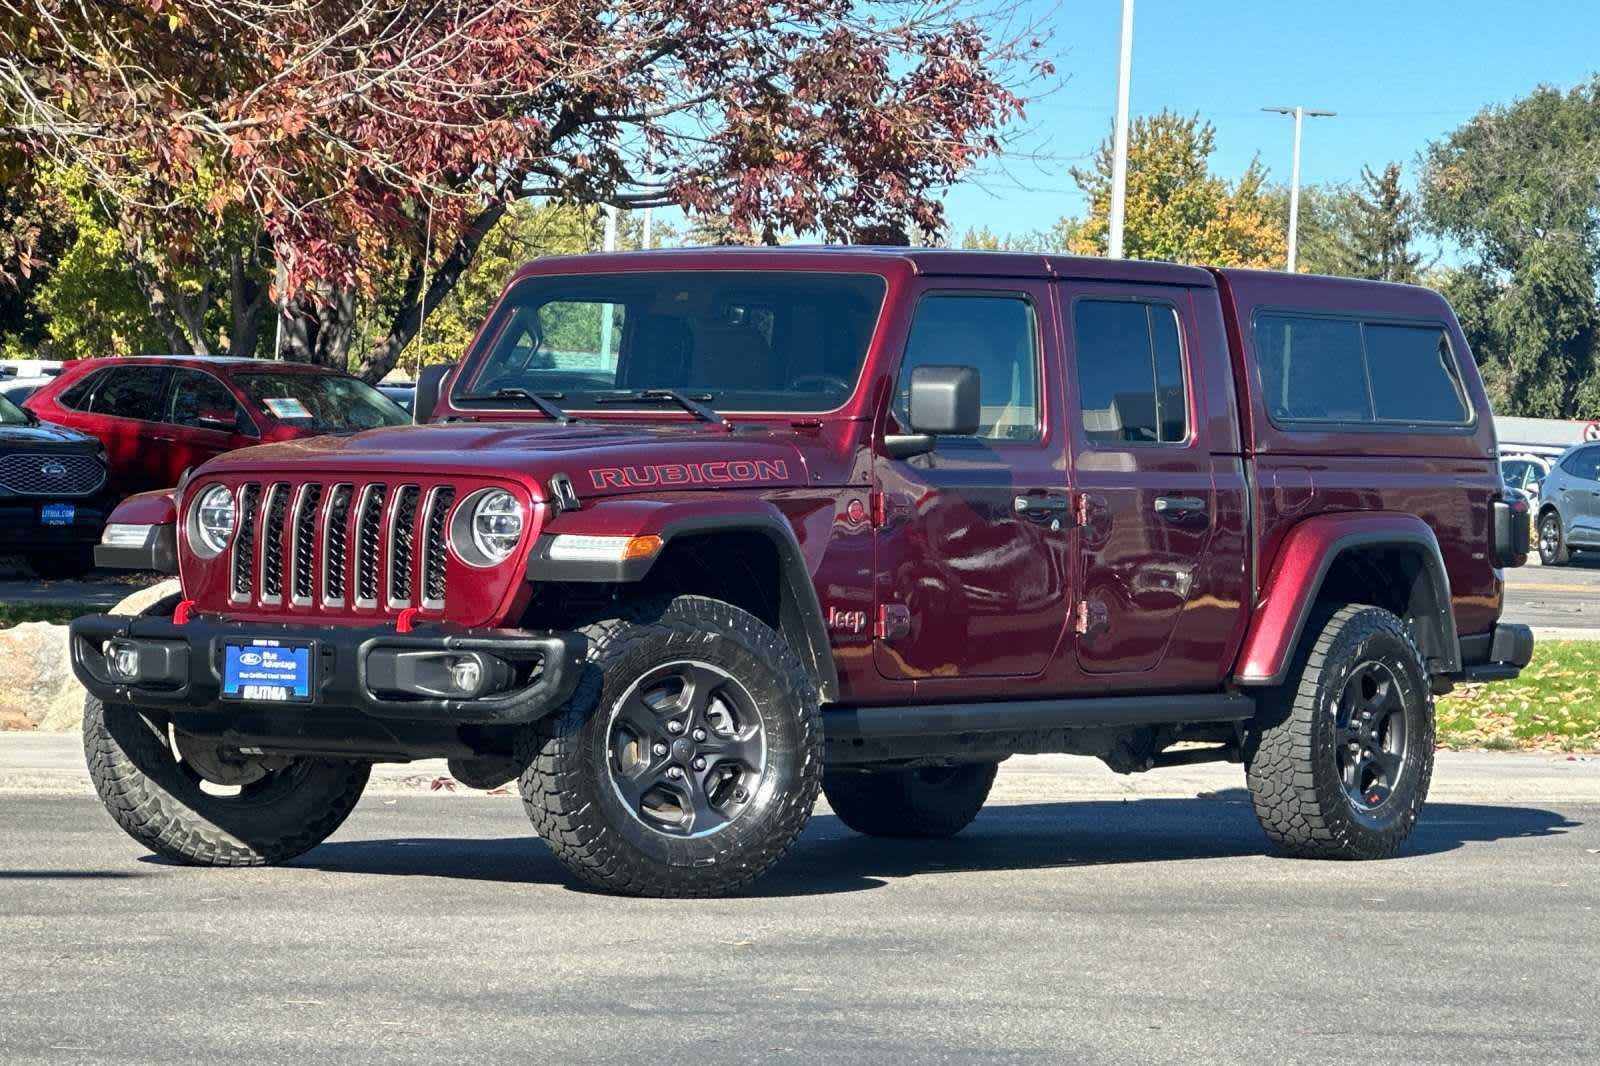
[1061,284,1224,679]
[85,365,174,493]
[165,368,258,481]
[873,280,1073,681]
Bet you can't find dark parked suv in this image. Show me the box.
[0,392,112,577]
[72,249,1532,896]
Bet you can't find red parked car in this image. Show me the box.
[25,356,409,497]
[73,249,1531,897]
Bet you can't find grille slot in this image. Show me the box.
[321,484,353,606]
[230,484,262,601]
[290,483,323,606]
[258,483,290,603]
[354,484,387,608]
[0,453,107,496]
[387,486,421,607]
[421,487,455,609]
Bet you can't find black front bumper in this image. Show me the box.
[69,613,587,726]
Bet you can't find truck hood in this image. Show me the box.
[0,420,101,450]
[195,421,812,499]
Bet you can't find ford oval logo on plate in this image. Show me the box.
[237,652,263,666]
[40,461,66,478]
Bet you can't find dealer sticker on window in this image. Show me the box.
[222,639,313,702]
[262,396,312,420]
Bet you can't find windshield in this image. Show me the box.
[459,270,887,412]
[233,372,410,432]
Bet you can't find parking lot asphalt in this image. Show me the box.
[2,759,1596,1066]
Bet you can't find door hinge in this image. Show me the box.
[876,603,911,641]
[1075,492,1092,527]
[869,491,887,527]
[1073,599,1109,636]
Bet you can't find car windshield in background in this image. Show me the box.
[460,271,887,412]
[0,393,30,424]
[232,372,409,433]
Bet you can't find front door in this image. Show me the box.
[1062,286,1218,676]
[873,281,1073,681]
[165,368,257,484]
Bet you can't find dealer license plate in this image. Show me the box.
[41,503,75,525]
[221,639,314,703]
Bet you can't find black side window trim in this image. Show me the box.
[1248,308,1477,433]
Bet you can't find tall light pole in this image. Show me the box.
[1263,105,1335,272]
[1107,0,1135,259]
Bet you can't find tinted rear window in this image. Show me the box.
[90,366,171,421]
[1253,314,1471,428]
[1073,300,1189,444]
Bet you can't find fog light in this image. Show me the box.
[107,640,140,682]
[449,656,483,694]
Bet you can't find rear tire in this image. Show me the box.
[822,763,998,838]
[1245,604,1434,860]
[83,696,370,866]
[517,595,823,897]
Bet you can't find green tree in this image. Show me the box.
[1066,111,1286,268]
[1422,78,1600,418]
[1293,165,1428,282]
[956,220,1078,252]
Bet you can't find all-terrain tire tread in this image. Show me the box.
[1245,603,1434,860]
[517,595,822,897]
[83,696,371,866]
[822,763,998,838]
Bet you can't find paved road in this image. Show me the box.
[0,559,156,608]
[3,767,1596,1065]
[1503,555,1600,633]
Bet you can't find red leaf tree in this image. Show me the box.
[1,0,1049,377]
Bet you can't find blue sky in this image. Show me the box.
[940,0,1600,239]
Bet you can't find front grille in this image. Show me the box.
[0,453,106,496]
[214,478,466,616]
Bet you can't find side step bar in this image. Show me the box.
[823,692,1255,740]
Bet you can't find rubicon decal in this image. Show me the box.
[589,460,790,489]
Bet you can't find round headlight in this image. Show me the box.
[192,484,237,558]
[468,489,525,565]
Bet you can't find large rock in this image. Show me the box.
[0,579,178,732]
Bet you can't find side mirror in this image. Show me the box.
[414,363,455,424]
[885,365,980,459]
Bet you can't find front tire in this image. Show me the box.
[822,763,998,838]
[517,595,823,897]
[1538,509,1570,565]
[1245,604,1434,860]
[83,696,370,866]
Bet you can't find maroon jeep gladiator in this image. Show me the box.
[72,248,1533,897]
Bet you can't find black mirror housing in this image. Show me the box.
[907,365,981,436]
[414,363,455,424]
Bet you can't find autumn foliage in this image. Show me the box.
[1,0,1047,375]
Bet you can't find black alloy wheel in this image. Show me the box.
[606,660,768,838]
[1333,660,1409,823]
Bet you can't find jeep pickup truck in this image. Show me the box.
[71,248,1533,897]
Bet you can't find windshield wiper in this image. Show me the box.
[461,387,580,424]
[589,389,728,428]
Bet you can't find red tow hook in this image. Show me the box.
[172,599,197,625]
[395,607,420,634]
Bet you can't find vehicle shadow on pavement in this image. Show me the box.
[274,794,1581,897]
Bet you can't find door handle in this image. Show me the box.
[1014,494,1071,517]
[1154,495,1207,517]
